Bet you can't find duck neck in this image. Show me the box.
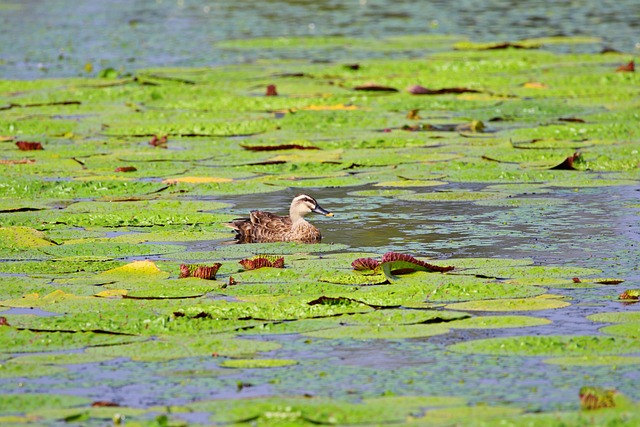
[289,208,307,225]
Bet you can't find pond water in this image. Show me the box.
[1,1,639,423]
[1,0,639,79]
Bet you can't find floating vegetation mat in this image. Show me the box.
[1,34,639,425]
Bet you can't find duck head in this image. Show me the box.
[289,194,333,222]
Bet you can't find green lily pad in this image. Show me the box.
[219,358,298,369]
[544,355,640,366]
[341,309,470,325]
[304,323,452,340]
[448,315,551,329]
[445,295,571,311]
[449,335,640,356]
[0,393,91,414]
[420,405,524,424]
[9,352,116,365]
[0,327,144,353]
[0,226,56,250]
[588,312,640,323]
[86,335,281,361]
[460,265,602,279]
[0,362,67,378]
[600,323,640,339]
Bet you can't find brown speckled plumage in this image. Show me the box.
[225,194,333,243]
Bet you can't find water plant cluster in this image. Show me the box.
[1,35,639,425]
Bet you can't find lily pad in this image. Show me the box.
[304,323,452,340]
[0,393,91,414]
[219,358,298,369]
[445,295,570,311]
[588,312,640,324]
[86,335,281,361]
[545,355,640,366]
[449,335,640,356]
[600,323,640,339]
[0,362,67,378]
[448,315,551,329]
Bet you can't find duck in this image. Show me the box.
[225,194,334,243]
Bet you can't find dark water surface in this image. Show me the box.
[1,0,639,79]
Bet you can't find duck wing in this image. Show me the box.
[248,210,292,242]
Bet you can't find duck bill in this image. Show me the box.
[312,205,334,217]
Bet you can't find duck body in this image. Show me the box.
[226,194,333,244]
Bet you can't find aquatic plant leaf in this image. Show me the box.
[354,83,398,92]
[219,359,298,369]
[380,252,454,277]
[615,60,634,72]
[454,40,541,50]
[600,323,640,339]
[114,166,137,172]
[304,323,451,340]
[580,386,627,410]
[239,255,285,270]
[342,309,469,325]
[149,134,168,147]
[448,315,551,329]
[445,295,570,311]
[550,152,584,170]
[86,335,281,361]
[319,272,388,285]
[10,353,116,365]
[0,362,67,378]
[587,312,640,323]
[162,176,233,183]
[0,226,56,250]
[545,355,640,366]
[407,84,481,95]
[265,84,278,96]
[179,263,221,280]
[351,257,380,273]
[100,260,168,278]
[0,393,91,413]
[619,289,639,300]
[15,141,43,151]
[0,327,143,353]
[449,335,640,356]
[420,405,524,424]
[240,143,320,151]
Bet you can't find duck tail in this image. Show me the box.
[224,218,252,242]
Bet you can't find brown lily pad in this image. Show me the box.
[616,61,634,72]
[16,141,43,151]
[115,166,137,172]
[549,152,583,170]
[354,83,398,92]
[407,85,481,95]
[266,84,278,96]
[179,263,222,280]
[239,255,285,270]
[240,144,320,152]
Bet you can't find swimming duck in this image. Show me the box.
[225,194,333,243]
